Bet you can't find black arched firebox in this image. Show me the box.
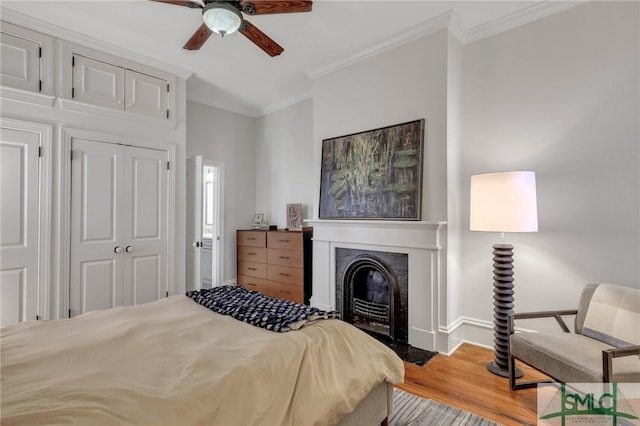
[336,249,408,343]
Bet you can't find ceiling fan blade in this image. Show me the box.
[149,0,203,9]
[239,20,284,57]
[183,23,213,50]
[240,1,312,15]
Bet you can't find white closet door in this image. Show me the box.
[0,32,40,92]
[72,54,125,110]
[125,69,168,119]
[70,139,125,316]
[0,126,39,326]
[122,146,167,305]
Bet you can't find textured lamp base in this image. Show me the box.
[488,243,523,379]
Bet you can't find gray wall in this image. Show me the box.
[256,98,314,228]
[186,100,259,283]
[187,1,639,347]
[460,1,639,337]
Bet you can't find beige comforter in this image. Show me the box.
[1,295,404,425]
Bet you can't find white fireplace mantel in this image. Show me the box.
[305,219,446,351]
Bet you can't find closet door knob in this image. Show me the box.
[193,241,200,248]
[125,246,133,253]
[114,246,123,254]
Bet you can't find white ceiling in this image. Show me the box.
[1,0,574,117]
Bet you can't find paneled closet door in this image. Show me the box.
[122,146,167,306]
[0,126,39,326]
[70,139,168,317]
[70,139,125,316]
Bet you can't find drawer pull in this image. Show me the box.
[248,267,257,271]
[248,237,256,240]
[279,273,290,277]
[279,239,290,243]
[278,256,290,259]
[248,252,257,256]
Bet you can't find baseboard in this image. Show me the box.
[437,316,494,354]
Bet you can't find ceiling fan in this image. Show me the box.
[151,0,313,57]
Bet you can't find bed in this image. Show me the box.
[1,287,404,425]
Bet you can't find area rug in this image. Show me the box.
[390,388,498,426]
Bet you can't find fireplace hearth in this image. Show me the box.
[336,248,408,343]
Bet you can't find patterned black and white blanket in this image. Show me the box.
[186,286,340,332]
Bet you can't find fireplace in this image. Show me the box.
[336,249,408,343]
[305,219,445,352]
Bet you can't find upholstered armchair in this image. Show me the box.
[508,283,640,390]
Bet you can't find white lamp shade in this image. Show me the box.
[203,3,243,36]
[470,171,538,233]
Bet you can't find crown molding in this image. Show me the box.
[462,0,587,44]
[0,7,194,80]
[308,10,455,80]
[308,1,585,81]
[260,91,312,117]
[187,94,261,118]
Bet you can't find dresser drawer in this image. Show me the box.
[238,275,267,294]
[267,264,303,286]
[238,246,266,263]
[267,248,303,268]
[237,230,266,248]
[267,232,303,251]
[238,260,267,279]
[267,281,303,304]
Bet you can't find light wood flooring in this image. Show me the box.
[396,343,548,426]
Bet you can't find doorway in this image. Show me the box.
[186,156,224,291]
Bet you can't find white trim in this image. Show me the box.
[0,117,52,321]
[186,94,260,118]
[1,7,193,80]
[308,11,455,80]
[58,98,177,129]
[260,91,313,117]
[437,316,541,354]
[463,1,587,44]
[0,87,56,107]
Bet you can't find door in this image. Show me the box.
[70,139,167,317]
[71,54,125,110]
[186,155,203,292]
[187,157,224,291]
[122,146,167,305]
[0,125,39,326]
[0,32,41,92]
[203,161,223,287]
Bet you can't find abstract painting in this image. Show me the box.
[319,119,424,220]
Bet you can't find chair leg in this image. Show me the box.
[509,353,553,390]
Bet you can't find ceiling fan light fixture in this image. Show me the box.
[202,2,243,37]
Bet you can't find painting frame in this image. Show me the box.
[319,119,424,220]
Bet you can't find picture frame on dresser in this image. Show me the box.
[251,213,264,230]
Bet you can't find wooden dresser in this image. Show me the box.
[237,228,312,304]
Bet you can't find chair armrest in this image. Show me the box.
[602,345,640,382]
[508,309,578,336]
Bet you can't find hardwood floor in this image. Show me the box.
[396,343,548,426]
